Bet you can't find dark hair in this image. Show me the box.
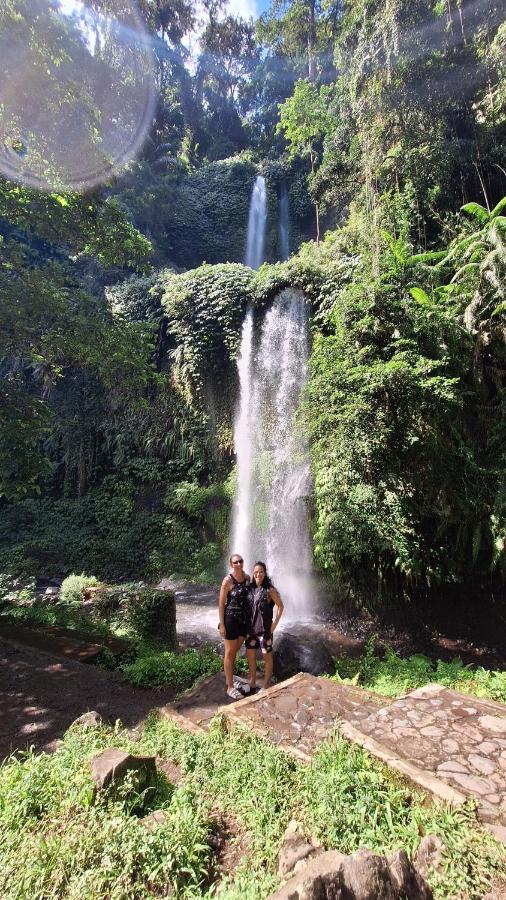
[252,561,272,589]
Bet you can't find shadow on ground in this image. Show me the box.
[0,637,176,759]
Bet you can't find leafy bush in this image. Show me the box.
[60,572,99,605]
[122,645,222,689]
[93,584,176,646]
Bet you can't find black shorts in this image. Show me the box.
[223,613,247,641]
[245,632,273,653]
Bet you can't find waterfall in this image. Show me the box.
[231,308,254,560]
[279,182,290,261]
[231,174,266,559]
[244,175,267,270]
[231,289,314,620]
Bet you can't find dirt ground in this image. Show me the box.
[0,636,177,760]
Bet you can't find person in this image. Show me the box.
[218,553,250,700]
[245,561,284,693]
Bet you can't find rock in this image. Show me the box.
[478,715,506,735]
[268,847,433,900]
[414,834,445,879]
[485,824,506,844]
[269,849,346,900]
[388,849,432,898]
[278,820,320,877]
[44,586,59,598]
[90,748,157,794]
[71,710,104,729]
[273,627,335,678]
[339,849,397,899]
[140,809,168,830]
[82,585,105,602]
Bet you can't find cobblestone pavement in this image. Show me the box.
[221,674,385,757]
[356,683,506,833]
[220,674,506,838]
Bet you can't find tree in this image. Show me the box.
[277,80,332,241]
[0,179,152,498]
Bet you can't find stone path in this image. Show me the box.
[355,683,506,837]
[192,673,506,841]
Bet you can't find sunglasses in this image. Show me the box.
[232,558,243,565]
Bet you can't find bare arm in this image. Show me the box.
[218,576,231,637]
[269,586,284,632]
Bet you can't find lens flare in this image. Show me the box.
[0,0,156,192]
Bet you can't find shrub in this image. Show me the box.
[59,572,99,605]
[124,587,176,645]
[122,645,222,688]
[93,584,176,645]
[332,644,506,704]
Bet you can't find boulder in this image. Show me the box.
[273,627,335,678]
[387,849,433,899]
[278,820,321,877]
[269,847,433,900]
[71,710,104,729]
[413,834,445,879]
[90,748,157,794]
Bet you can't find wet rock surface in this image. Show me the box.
[273,626,337,677]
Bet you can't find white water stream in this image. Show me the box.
[231,174,314,619]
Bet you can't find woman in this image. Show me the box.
[245,561,284,693]
[218,553,250,700]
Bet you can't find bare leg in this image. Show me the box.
[263,651,273,689]
[246,648,257,687]
[224,639,238,689]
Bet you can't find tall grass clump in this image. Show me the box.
[60,573,99,605]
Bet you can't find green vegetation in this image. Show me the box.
[122,645,222,689]
[0,726,212,899]
[59,573,99,606]
[333,643,506,704]
[1,717,502,900]
[1,1,504,625]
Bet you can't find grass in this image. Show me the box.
[121,645,223,689]
[332,639,506,703]
[0,716,504,899]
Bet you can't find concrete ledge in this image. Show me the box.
[159,705,206,734]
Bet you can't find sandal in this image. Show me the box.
[226,687,243,701]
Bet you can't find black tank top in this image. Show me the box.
[226,574,250,618]
[249,584,274,635]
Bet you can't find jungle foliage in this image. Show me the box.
[0,0,504,620]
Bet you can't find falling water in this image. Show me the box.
[244,175,267,270]
[231,173,267,555]
[279,182,290,261]
[231,289,314,620]
[231,308,254,559]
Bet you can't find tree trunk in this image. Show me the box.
[307,0,316,81]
